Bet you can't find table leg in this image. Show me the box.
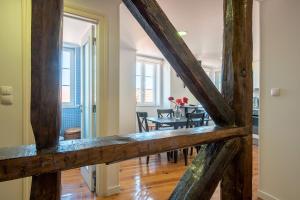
[183,148,188,166]
[174,150,178,163]
[155,123,159,130]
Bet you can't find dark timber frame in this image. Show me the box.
[0,0,253,199]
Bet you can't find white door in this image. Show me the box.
[80,25,96,192]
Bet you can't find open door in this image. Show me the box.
[80,25,97,192]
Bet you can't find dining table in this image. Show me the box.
[147,117,202,130]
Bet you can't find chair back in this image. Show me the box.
[136,112,149,132]
[186,112,205,128]
[157,109,174,118]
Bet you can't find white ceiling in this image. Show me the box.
[63,16,92,45]
[120,0,260,68]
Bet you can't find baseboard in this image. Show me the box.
[258,190,280,200]
[105,185,120,196]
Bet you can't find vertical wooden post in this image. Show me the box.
[221,0,253,199]
[30,0,63,199]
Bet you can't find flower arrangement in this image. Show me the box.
[168,96,189,106]
[168,96,188,119]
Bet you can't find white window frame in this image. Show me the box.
[62,44,77,108]
[136,56,163,107]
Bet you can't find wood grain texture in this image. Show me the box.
[30,0,63,199]
[31,172,61,200]
[221,0,253,199]
[169,138,241,200]
[122,0,235,126]
[31,0,63,150]
[0,126,246,182]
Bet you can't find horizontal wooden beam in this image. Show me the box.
[0,126,245,182]
[122,0,235,126]
[169,138,241,200]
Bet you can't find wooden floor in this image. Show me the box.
[62,145,259,200]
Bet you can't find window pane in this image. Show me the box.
[136,89,142,103]
[145,77,153,89]
[136,62,142,76]
[145,63,154,77]
[144,89,153,103]
[62,69,70,86]
[144,77,153,103]
[62,85,70,103]
[136,76,142,103]
[62,51,71,68]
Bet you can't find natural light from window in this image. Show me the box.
[61,47,75,104]
[136,57,161,106]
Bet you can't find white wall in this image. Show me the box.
[119,47,136,134]
[63,16,92,45]
[259,1,300,200]
[0,0,24,199]
[119,3,138,134]
[170,69,199,105]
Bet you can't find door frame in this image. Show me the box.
[63,5,110,196]
[21,1,109,198]
[79,23,96,191]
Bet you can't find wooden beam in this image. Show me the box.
[0,126,246,182]
[169,138,241,200]
[31,0,63,150]
[30,172,61,200]
[122,0,235,126]
[31,0,63,199]
[221,0,253,199]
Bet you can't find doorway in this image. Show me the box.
[61,13,97,192]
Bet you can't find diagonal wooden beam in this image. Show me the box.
[221,0,253,199]
[123,0,235,126]
[31,0,63,199]
[169,138,241,200]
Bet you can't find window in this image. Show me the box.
[62,47,76,106]
[136,57,161,106]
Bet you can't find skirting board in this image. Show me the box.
[258,190,280,200]
[105,185,121,196]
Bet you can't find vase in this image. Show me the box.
[174,106,181,119]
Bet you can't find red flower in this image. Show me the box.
[182,97,189,104]
[180,102,185,106]
[175,98,182,105]
[168,96,174,101]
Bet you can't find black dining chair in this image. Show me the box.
[195,109,210,126]
[182,112,205,166]
[137,112,149,132]
[136,112,151,164]
[157,109,175,129]
[157,109,177,162]
[157,109,174,118]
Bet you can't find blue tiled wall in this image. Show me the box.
[61,46,81,135]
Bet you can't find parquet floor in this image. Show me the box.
[62,145,259,200]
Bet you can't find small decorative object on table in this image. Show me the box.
[168,96,189,119]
